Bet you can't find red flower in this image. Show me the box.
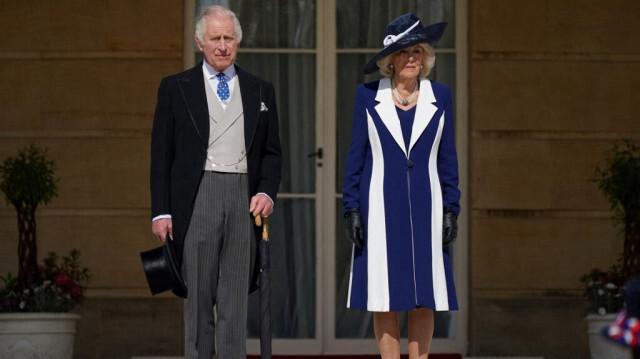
[54,273,71,286]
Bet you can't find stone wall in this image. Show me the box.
[0,1,184,357]
[468,1,640,358]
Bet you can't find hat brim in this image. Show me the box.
[140,239,188,298]
[363,22,447,75]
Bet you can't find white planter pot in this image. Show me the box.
[585,313,632,359]
[0,312,80,359]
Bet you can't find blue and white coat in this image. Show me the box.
[342,77,460,312]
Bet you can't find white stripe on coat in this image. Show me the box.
[365,109,390,311]
[374,78,407,157]
[429,112,449,310]
[409,78,438,153]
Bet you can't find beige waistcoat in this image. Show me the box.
[203,76,248,173]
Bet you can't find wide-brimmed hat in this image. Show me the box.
[363,13,447,75]
[603,277,640,347]
[140,237,187,298]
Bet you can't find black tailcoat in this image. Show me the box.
[150,63,282,268]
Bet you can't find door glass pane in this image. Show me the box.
[234,54,317,339]
[234,53,317,194]
[196,0,316,48]
[248,198,316,339]
[335,0,457,340]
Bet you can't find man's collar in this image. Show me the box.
[202,61,236,80]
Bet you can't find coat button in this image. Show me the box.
[407,159,413,168]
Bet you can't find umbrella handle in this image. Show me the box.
[254,216,269,242]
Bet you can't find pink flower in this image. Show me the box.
[54,273,71,286]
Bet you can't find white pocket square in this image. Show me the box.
[260,102,268,112]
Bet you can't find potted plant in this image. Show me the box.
[582,139,640,359]
[0,144,90,359]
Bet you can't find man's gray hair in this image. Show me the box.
[195,5,243,44]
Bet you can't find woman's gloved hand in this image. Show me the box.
[442,207,458,248]
[344,208,364,249]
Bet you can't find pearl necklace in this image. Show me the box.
[392,78,419,106]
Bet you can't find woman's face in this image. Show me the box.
[391,45,423,81]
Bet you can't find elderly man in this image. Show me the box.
[150,5,282,358]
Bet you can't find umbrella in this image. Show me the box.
[255,215,271,359]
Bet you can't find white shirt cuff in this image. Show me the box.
[256,192,274,205]
[152,214,172,222]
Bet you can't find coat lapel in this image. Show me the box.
[237,66,260,151]
[374,78,407,157]
[177,64,209,150]
[409,78,438,152]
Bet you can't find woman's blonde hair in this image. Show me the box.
[376,43,436,78]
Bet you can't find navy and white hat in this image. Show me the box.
[363,13,447,75]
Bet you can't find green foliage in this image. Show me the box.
[580,265,624,315]
[0,273,19,312]
[594,139,640,220]
[0,144,90,313]
[583,139,640,314]
[0,143,58,213]
[0,250,90,313]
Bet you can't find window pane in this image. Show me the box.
[337,0,455,49]
[197,0,316,48]
[335,53,375,193]
[248,198,316,338]
[235,53,317,194]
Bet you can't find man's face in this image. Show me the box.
[196,16,238,72]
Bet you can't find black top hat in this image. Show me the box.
[140,237,187,298]
[363,13,447,75]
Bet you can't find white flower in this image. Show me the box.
[597,307,607,315]
[19,301,25,310]
[597,289,605,296]
[605,283,617,290]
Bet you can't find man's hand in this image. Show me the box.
[152,218,173,243]
[249,193,273,217]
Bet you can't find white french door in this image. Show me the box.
[185,0,468,354]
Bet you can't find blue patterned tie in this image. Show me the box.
[216,73,230,101]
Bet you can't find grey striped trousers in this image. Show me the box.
[182,171,255,359]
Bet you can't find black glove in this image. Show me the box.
[442,207,458,248]
[344,208,364,249]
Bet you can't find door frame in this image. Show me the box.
[183,0,469,354]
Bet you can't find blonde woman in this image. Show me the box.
[342,13,460,359]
